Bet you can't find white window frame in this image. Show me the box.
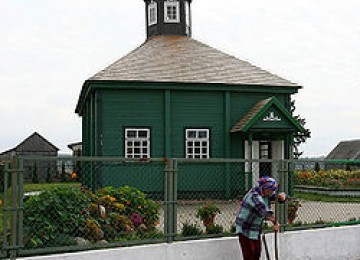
[164,0,180,23]
[148,1,157,26]
[125,128,150,159]
[185,129,210,159]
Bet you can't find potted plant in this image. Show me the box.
[288,199,302,224]
[196,203,221,228]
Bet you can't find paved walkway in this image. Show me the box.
[158,200,360,233]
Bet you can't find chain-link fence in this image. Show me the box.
[0,156,359,258]
[289,159,360,230]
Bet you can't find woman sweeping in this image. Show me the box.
[235,176,286,260]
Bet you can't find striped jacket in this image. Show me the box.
[235,187,273,240]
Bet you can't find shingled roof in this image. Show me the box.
[89,35,299,87]
[326,140,360,160]
[230,97,305,133]
[231,98,272,132]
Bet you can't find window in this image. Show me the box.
[125,128,150,159]
[164,0,180,23]
[185,129,209,159]
[148,1,157,26]
[259,141,272,159]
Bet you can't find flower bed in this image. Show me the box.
[294,169,360,189]
[23,185,161,248]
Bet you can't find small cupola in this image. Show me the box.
[144,0,192,38]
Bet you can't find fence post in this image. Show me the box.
[2,156,24,259]
[278,160,288,233]
[164,158,177,243]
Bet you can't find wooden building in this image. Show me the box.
[75,0,305,194]
[0,132,59,181]
[326,140,360,170]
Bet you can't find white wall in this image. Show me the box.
[245,140,260,185]
[19,225,360,260]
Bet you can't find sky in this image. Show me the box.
[1,0,359,157]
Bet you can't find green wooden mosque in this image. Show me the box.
[75,0,305,197]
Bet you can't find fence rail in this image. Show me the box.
[0,156,359,259]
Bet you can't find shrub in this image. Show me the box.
[206,224,224,234]
[181,223,202,237]
[314,162,320,172]
[230,224,236,234]
[84,219,104,242]
[95,186,160,230]
[24,185,161,248]
[24,186,91,248]
[196,204,221,221]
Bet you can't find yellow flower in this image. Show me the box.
[71,172,77,179]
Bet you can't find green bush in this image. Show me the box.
[181,223,202,237]
[23,185,161,248]
[24,186,91,248]
[206,224,224,235]
[95,186,160,229]
[230,224,236,234]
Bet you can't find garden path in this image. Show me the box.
[157,201,360,233]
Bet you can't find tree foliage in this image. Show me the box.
[291,100,311,159]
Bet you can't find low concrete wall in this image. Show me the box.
[19,225,360,260]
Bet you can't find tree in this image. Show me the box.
[291,100,311,159]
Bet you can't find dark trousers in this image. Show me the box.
[238,233,261,260]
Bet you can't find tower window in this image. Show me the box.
[185,1,191,35]
[164,0,180,23]
[148,1,157,26]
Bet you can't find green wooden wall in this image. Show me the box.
[79,82,296,195]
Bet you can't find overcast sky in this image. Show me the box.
[1,0,359,157]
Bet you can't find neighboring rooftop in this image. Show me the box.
[326,140,360,160]
[89,35,299,87]
[0,132,59,156]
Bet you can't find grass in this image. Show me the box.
[23,182,80,193]
[294,192,360,203]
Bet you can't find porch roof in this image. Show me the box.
[230,97,305,133]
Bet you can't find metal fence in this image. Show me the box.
[0,156,359,258]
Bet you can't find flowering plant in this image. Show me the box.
[196,203,221,221]
[294,169,360,188]
[130,212,143,226]
[288,198,302,224]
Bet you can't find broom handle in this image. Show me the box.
[274,196,279,260]
[262,233,271,260]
